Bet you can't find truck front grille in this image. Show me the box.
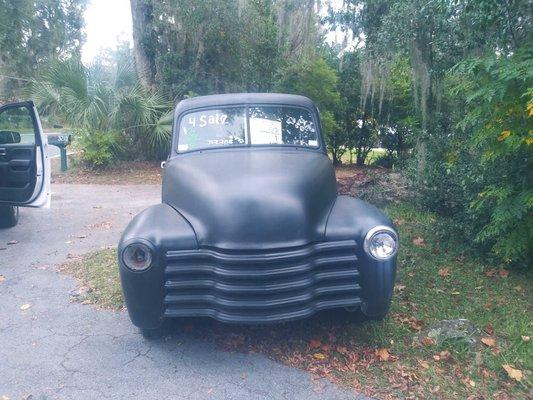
[163,240,360,323]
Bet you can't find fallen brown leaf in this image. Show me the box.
[321,343,331,352]
[412,236,426,246]
[375,348,390,361]
[481,337,496,347]
[410,319,423,331]
[394,284,406,292]
[484,269,496,278]
[464,378,476,387]
[421,336,436,346]
[430,385,440,393]
[498,268,509,278]
[393,313,424,331]
[438,267,450,278]
[313,352,326,360]
[483,324,494,336]
[336,345,348,355]
[494,391,512,400]
[433,350,451,361]
[502,364,523,382]
[309,339,321,349]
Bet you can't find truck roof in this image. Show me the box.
[174,93,316,115]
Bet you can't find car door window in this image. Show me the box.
[0,104,43,204]
[0,106,36,145]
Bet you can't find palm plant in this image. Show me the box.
[31,59,173,160]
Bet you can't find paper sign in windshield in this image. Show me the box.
[250,117,282,145]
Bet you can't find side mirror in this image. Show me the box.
[0,130,21,144]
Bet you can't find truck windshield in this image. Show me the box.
[177,106,319,152]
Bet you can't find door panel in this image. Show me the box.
[0,144,37,202]
[0,102,49,206]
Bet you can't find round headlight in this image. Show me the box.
[364,226,399,260]
[122,243,153,271]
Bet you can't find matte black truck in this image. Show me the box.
[118,93,398,337]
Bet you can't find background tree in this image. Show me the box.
[276,57,344,164]
[5,0,529,266]
[129,0,157,88]
[31,59,172,163]
[0,0,86,99]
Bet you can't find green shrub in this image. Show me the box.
[411,45,532,267]
[372,152,397,169]
[76,130,125,168]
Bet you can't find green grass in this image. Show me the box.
[365,148,387,165]
[61,248,123,310]
[369,203,532,398]
[63,203,531,399]
[330,148,387,165]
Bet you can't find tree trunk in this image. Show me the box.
[130,0,156,88]
[356,149,365,166]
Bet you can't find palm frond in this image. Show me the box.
[31,58,173,159]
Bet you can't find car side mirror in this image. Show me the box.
[0,130,21,144]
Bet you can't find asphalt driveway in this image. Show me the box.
[0,184,368,400]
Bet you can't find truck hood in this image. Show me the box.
[162,148,337,250]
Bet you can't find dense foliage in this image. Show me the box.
[1,0,530,266]
[327,0,531,266]
[31,58,172,163]
[129,0,320,96]
[0,0,86,98]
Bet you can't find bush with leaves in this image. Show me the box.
[31,59,172,163]
[413,44,532,267]
[75,130,125,168]
[452,45,532,265]
[276,57,344,162]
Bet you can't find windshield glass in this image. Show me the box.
[178,107,246,152]
[177,106,319,152]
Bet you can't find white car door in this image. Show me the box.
[0,101,51,208]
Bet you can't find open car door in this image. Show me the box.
[0,101,50,208]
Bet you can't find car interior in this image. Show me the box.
[0,104,40,204]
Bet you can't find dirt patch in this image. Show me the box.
[52,161,163,185]
[336,165,410,205]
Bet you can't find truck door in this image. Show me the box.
[0,101,50,208]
